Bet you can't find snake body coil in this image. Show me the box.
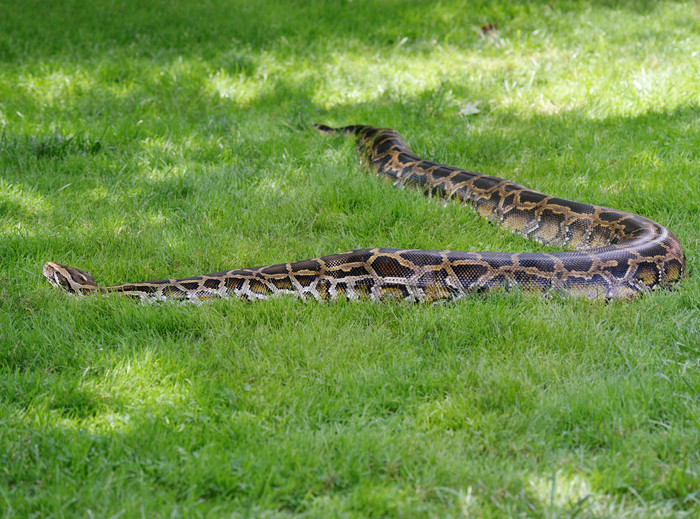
[44,125,687,302]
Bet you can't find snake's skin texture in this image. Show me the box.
[43,125,686,302]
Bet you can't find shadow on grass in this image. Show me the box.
[0,0,684,63]
[1,92,696,241]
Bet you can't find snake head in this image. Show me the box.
[43,262,101,294]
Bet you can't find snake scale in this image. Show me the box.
[43,125,687,302]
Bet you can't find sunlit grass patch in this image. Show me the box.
[0,178,49,231]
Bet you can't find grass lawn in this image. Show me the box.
[1,0,699,516]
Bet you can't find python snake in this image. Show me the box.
[43,125,687,302]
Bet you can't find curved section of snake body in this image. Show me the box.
[43,125,686,302]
